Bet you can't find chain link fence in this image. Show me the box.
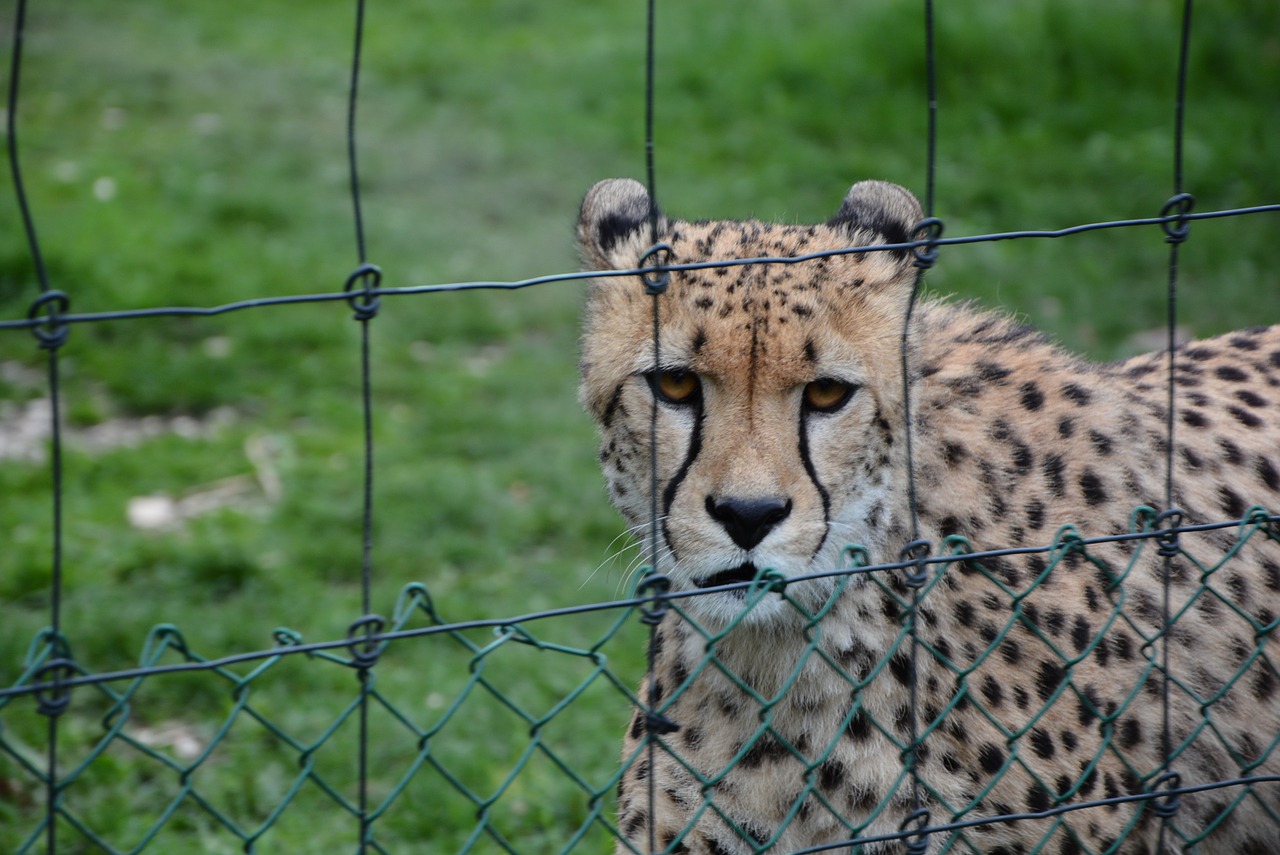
[3,0,1280,853]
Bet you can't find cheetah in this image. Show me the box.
[577,178,1280,854]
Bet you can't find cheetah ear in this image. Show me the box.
[827,180,923,252]
[578,178,668,271]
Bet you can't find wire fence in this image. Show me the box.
[3,0,1280,853]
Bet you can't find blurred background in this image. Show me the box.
[1,0,1277,851]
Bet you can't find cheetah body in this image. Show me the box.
[576,179,1280,854]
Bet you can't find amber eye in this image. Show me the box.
[647,369,702,405]
[803,378,856,412]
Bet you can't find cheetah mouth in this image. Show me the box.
[691,562,760,593]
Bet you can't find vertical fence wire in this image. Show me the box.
[7,1,71,852]
[1155,0,1196,846]
[893,2,941,850]
[640,2,671,852]
[344,0,381,851]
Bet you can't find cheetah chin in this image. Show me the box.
[578,177,1280,854]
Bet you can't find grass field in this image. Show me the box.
[1,0,1278,852]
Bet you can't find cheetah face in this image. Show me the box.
[578,179,924,626]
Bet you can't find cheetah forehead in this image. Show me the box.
[578,179,925,381]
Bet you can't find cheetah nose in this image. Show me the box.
[705,496,793,551]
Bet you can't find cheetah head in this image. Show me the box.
[578,179,924,626]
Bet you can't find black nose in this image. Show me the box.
[705,496,793,550]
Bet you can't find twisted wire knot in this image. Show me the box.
[344,263,382,321]
[34,657,75,717]
[28,290,71,350]
[910,218,944,269]
[346,614,386,669]
[1151,770,1182,819]
[1155,508,1185,558]
[636,572,672,625]
[900,539,932,589]
[1160,193,1195,244]
[900,808,932,855]
[638,243,672,295]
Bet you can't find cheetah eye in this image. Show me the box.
[646,369,702,406]
[802,378,857,413]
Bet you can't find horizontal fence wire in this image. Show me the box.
[3,203,1280,335]
[4,0,1280,852]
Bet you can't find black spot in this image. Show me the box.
[1253,668,1277,704]
[1265,560,1280,592]
[1037,660,1065,702]
[1079,469,1108,505]
[1057,417,1075,439]
[1061,730,1078,752]
[1043,454,1066,497]
[1044,609,1066,636]
[1229,405,1263,427]
[1019,381,1044,411]
[976,361,1013,383]
[981,675,1004,708]
[803,338,818,363]
[1118,717,1142,749]
[846,709,870,741]
[1227,572,1249,603]
[1236,389,1267,407]
[623,807,648,839]
[1030,728,1055,759]
[1054,775,1072,798]
[1077,686,1102,727]
[1013,686,1030,710]
[1230,332,1263,350]
[1094,636,1110,668]
[1000,639,1022,666]
[1057,835,1082,855]
[1181,409,1209,428]
[1062,383,1092,405]
[1088,430,1113,456]
[1219,486,1246,519]
[889,651,913,686]
[943,442,968,467]
[683,725,703,750]
[1070,616,1091,653]
[628,711,644,740]
[1259,457,1280,492]
[1184,346,1217,361]
[1216,365,1248,382]
[600,383,624,429]
[954,600,976,627]
[1103,772,1120,803]
[1026,781,1051,812]
[705,835,735,855]
[740,733,788,768]
[671,657,689,688]
[978,743,1005,774]
[818,759,847,791]
[1026,500,1046,530]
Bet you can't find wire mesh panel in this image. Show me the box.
[3,0,1280,853]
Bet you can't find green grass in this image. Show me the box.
[1,0,1277,852]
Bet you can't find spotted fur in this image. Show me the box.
[577,178,1280,854]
